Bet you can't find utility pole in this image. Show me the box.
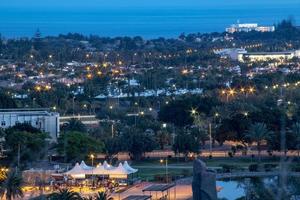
[17,143,20,169]
[209,123,212,157]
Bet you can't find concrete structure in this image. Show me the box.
[226,23,275,33]
[238,50,300,62]
[214,48,247,60]
[0,108,59,142]
[192,159,217,200]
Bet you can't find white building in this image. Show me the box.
[237,50,300,62]
[0,109,60,142]
[214,48,247,60]
[226,23,275,33]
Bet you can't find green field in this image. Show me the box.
[131,157,285,181]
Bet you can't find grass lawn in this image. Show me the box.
[131,157,283,181]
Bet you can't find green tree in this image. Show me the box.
[93,192,113,200]
[172,130,199,160]
[0,91,17,109]
[245,123,272,162]
[156,130,171,150]
[48,189,82,200]
[56,132,104,162]
[120,128,156,160]
[62,119,87,133]
[4,129,48,167]
[292,122,300,157]
[0,169,23,200]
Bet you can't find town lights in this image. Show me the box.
[97,71,102,76]
[181,69,188,75]
[191,108,197,115]
[228,89,236,96]
[86,74,92,79]
[249,87,255,93]
[35,86,42,92]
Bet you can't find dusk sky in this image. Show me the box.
[1,0,299,9]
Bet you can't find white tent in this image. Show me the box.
[103,161,116,170]
[79,161,93,170]
[109,163,131,179]
[123,161,138,173]
[65,163,86,179]
[91,164,109,175]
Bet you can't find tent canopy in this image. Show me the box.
[64,161,137,179]
[123,161,138,173]
[80,161,93,170]
[65,163,86,179]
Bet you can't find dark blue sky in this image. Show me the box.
[2,0,299,9]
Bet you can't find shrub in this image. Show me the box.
[264,164,277,172]
[249,164,258,172]
[220,164,236,173]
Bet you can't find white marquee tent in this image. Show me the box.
[63,161,138,179]
[64,163,86,179]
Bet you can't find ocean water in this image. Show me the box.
[0,0,300,38]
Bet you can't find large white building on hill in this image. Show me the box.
[226,23,275,33]
[0,109,60,142]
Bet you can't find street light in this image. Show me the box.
[90,154,95,187]
[162,123,167,128]
[160,158,168,183]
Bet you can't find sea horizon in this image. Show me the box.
[0,1,300,39]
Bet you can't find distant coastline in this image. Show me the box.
[0,5,299,39]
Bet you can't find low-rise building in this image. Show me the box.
[238,50,300,62]
[0,109,59,142]
[226,23,275,33]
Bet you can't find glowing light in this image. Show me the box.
[35,86,42,92]
[191,109,197,115]
[182,69,188,74]
[87,74,92,79]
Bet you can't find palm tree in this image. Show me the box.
[292,122,300,157]
[245,123,272,162]
[48,189,82,200]
[94,192,113,200]
[0,169,23,200]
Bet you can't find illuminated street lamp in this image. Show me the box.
[160,158,168,183]
[162,123,167,128]
[90,154,95,186]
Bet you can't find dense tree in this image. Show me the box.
[56,131,104,162]
[172,130,199,159]
[0,91,17,108]
[0,169,23,200]
[48,189,81,200]
[120,128,156,160]
[4,127,48,167]
[244,123,272,162]
[61,119,87,133]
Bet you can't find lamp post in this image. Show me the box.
[160,158,168,183]
[90,154,95,187]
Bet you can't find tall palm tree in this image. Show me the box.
[48,189,82,200]
[292,122,300,157]
[0,169,23,200]
[245,122,272,162]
